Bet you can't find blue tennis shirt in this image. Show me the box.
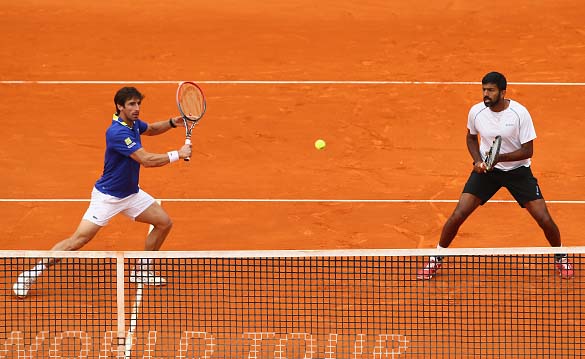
[94,115,148,198]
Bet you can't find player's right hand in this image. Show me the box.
[178,143,192,159]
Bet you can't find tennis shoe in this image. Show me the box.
[554,256,574,279]
[12,271,37,298]
[417,258,442,280]
[130,270,167,286]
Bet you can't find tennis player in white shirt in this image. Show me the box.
[418,71,574,280]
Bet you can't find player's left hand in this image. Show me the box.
[170,116,185,127]
[473,161,487,173]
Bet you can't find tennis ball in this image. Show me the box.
[314,139,326,150]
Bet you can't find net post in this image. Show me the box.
[116,251,126,358]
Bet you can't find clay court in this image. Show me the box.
[1,0,585,358]
[2,0,585,250]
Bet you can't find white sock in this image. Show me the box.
[429,244,445,262]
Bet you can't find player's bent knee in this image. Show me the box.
[165,218,173,230]
[449,211,468,226]
[537,214,556,229]
[155,217,173,231]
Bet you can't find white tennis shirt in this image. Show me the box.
[467,99,537,171]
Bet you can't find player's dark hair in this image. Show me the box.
[482,72,507,90]
[114,87,144,115]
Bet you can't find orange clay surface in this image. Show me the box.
[1,0,585,250]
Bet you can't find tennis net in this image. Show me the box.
[1,248,584,358]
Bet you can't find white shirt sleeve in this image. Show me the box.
[518,107,537,144]
[467,106,478,135]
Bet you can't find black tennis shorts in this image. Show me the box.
[462,166,543,207]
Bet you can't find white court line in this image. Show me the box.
[1,198,585,204]
[2,80,585,86]
[124,282,142,359]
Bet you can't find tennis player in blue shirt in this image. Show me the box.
[13,87,191,297]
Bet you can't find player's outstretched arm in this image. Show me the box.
[130,145,192,167]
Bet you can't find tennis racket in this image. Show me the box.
[176,81,207,161]
[485,135,502,171]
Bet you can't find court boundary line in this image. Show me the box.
[1,198,585,204]
[2,80,585,86]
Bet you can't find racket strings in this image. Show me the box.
[179,86,205,120]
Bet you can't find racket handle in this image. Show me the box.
[184,138,191,162]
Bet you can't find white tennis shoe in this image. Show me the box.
[130,270,167,286]
[13,271,37,298]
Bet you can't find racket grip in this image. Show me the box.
[184,138,191,162]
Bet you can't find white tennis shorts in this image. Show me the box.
[82,187,156,226]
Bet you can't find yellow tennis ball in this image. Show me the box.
[315,139,326,150]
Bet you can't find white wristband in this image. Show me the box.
[167,150,179,163]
